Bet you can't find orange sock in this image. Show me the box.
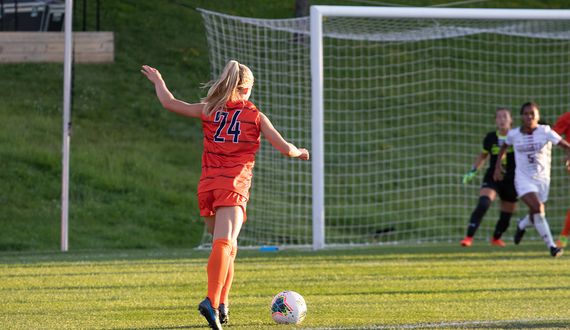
[561,209,570,237]
[207,238,232,308]
[220,241,238,306]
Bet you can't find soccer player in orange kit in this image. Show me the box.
[552,112,570,247]
[142,61,309,330]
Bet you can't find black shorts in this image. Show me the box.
[481,173,518,203]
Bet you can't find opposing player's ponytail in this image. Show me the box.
[201,60,254,117]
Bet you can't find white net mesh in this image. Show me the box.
[198,8,570,248]
[198,10,313,248]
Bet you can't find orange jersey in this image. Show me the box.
[553,112,570,138]
[198,100,261,199]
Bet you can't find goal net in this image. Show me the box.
[198,7,570,249]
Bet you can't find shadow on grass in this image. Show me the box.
[294,284,570,298]
[118,325,263,330]
[335,319,570,330]
[0,242,564,265]
[446,320,569,329]
[114,327,196,330]
[0,248,211,265]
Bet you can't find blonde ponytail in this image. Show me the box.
[201,60,254,117]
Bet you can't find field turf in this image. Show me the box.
[3,0,570,251]
[2,242,569,329]
[2,1,570,328]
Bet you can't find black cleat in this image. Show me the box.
[198,298,223,330]
[219,303,229,324]
[513,219,526,245]
[550,246,564,258]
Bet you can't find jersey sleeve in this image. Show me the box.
[545,125,562,145]
[504,129,515,146]
[481,133,492,153]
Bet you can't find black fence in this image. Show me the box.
[0,0,100,32]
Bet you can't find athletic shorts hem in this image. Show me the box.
[198,189,248,222]
[515,179,550,203]
[481,174,518,203]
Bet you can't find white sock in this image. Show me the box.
[533,213,556,248]
[519,214,533,229]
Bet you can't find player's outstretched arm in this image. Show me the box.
[462,151,489,184]
[141,65,203,118]
[493,144,509,181]
[557,139,570,168]
[260,113,309,160]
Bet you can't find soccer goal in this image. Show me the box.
[198,6,570,250]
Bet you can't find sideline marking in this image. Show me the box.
[304,317,570,329]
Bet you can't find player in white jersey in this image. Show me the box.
[494,102,570,257]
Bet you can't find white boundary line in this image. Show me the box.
[302,317,570,329]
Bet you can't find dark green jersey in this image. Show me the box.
[482,131,515,181]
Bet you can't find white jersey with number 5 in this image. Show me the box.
[505,124,562,183]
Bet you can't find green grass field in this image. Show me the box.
[1,242,569,329]
[3,2,570,327]
[2,0,570,251]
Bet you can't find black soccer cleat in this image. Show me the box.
[513,219,526,245]
[218,303,229,324]
[198,297,223,330]
[550,246,564,258]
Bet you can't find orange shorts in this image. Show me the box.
[198,189,248,222]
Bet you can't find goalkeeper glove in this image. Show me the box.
[462,167,478,185]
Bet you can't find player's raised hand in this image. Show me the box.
[462,168,477,185]
[141,65,163,84]
[298,148,309,160]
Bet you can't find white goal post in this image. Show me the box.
[310,6,570,250]
[199,6,570,251]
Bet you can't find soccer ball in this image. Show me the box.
[270,291,307,324]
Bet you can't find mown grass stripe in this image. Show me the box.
[303,317,570,329]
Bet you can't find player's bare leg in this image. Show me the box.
[200,207,244,329]
[204,215,216,236]
[519,193,562,257]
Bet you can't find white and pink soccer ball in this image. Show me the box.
[270,291,307,324]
